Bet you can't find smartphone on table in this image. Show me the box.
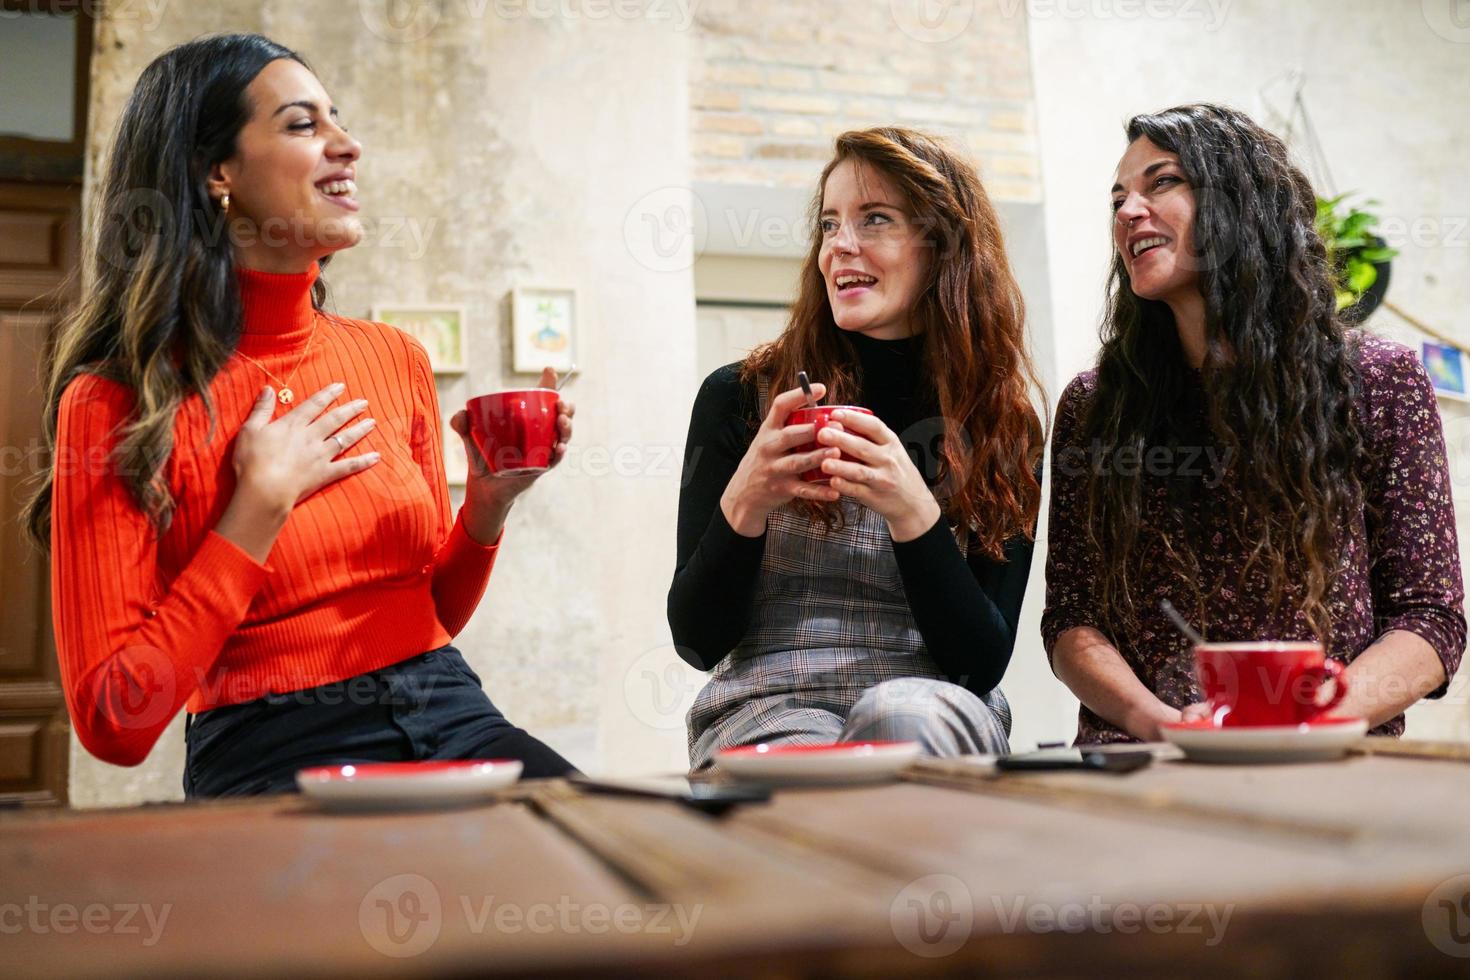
[569,775,772,814]
[996,747,1153,773]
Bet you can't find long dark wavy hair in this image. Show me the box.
[743,127,1045,559]
[1083,103,1365,641]
[24,34,327,551]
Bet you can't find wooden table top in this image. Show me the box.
[5,740,1470,978]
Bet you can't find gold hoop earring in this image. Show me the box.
[220,193,230,214]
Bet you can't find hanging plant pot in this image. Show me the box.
[1338,235,1392,324]
[1317,195,1399,325]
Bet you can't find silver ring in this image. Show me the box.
[331,434,346,455]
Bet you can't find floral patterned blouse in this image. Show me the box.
[1042,334,1466,744]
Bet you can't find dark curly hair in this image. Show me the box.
[1082,103,1366,641]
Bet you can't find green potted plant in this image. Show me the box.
[1315,193,1398,323]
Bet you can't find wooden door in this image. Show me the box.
[0,181,79,806]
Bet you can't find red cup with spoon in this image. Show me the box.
[785,371,874,484]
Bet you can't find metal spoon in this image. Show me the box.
[797,370,817,408]
[1159,599,1206,646]
[555,364,577,391]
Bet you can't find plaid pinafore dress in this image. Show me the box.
[687,379,1009,769]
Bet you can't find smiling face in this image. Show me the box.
[818,158,929,340]
[208,58,363,272]
[1111,136,1200,305]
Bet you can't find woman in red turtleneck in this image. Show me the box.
[27,34,578,796]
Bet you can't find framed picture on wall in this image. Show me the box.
[1422,341,1469,402]
[510,287,576,374]
[372,303,468,374]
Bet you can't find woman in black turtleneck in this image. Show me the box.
[669,128,1046,770]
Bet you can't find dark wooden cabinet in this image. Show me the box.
[0,181,79,806]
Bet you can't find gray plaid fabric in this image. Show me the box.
[687,382,1011,769]
[843,677,1011,755]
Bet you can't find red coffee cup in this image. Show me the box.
[465,388,560,477]
[787,405,875,483]
[1194,641,1348,728]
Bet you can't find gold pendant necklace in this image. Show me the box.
[234,317,318,405]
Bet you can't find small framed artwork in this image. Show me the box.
[1422,341,1470,402]
[510,287,576,374]
[372,303,468,374]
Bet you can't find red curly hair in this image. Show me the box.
[743,127,1045,558]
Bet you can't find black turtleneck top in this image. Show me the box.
[667,332,1035,696]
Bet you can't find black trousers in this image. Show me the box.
[183,645,577,798]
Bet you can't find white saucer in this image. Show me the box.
[296,760,523,810]
[1160,716,1369,764]
[716,741,921,785]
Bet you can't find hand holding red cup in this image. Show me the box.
[464,387,562,476]
[786,405,876,483]
[718,381,844,538]
[449,366,573,543]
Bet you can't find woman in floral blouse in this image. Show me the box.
[1042,103,1465,744]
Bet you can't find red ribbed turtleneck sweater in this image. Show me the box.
[50,264,500,766]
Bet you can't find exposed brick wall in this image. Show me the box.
[691,0,1041,201]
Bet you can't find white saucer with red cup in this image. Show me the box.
[1160,641,1369,763]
